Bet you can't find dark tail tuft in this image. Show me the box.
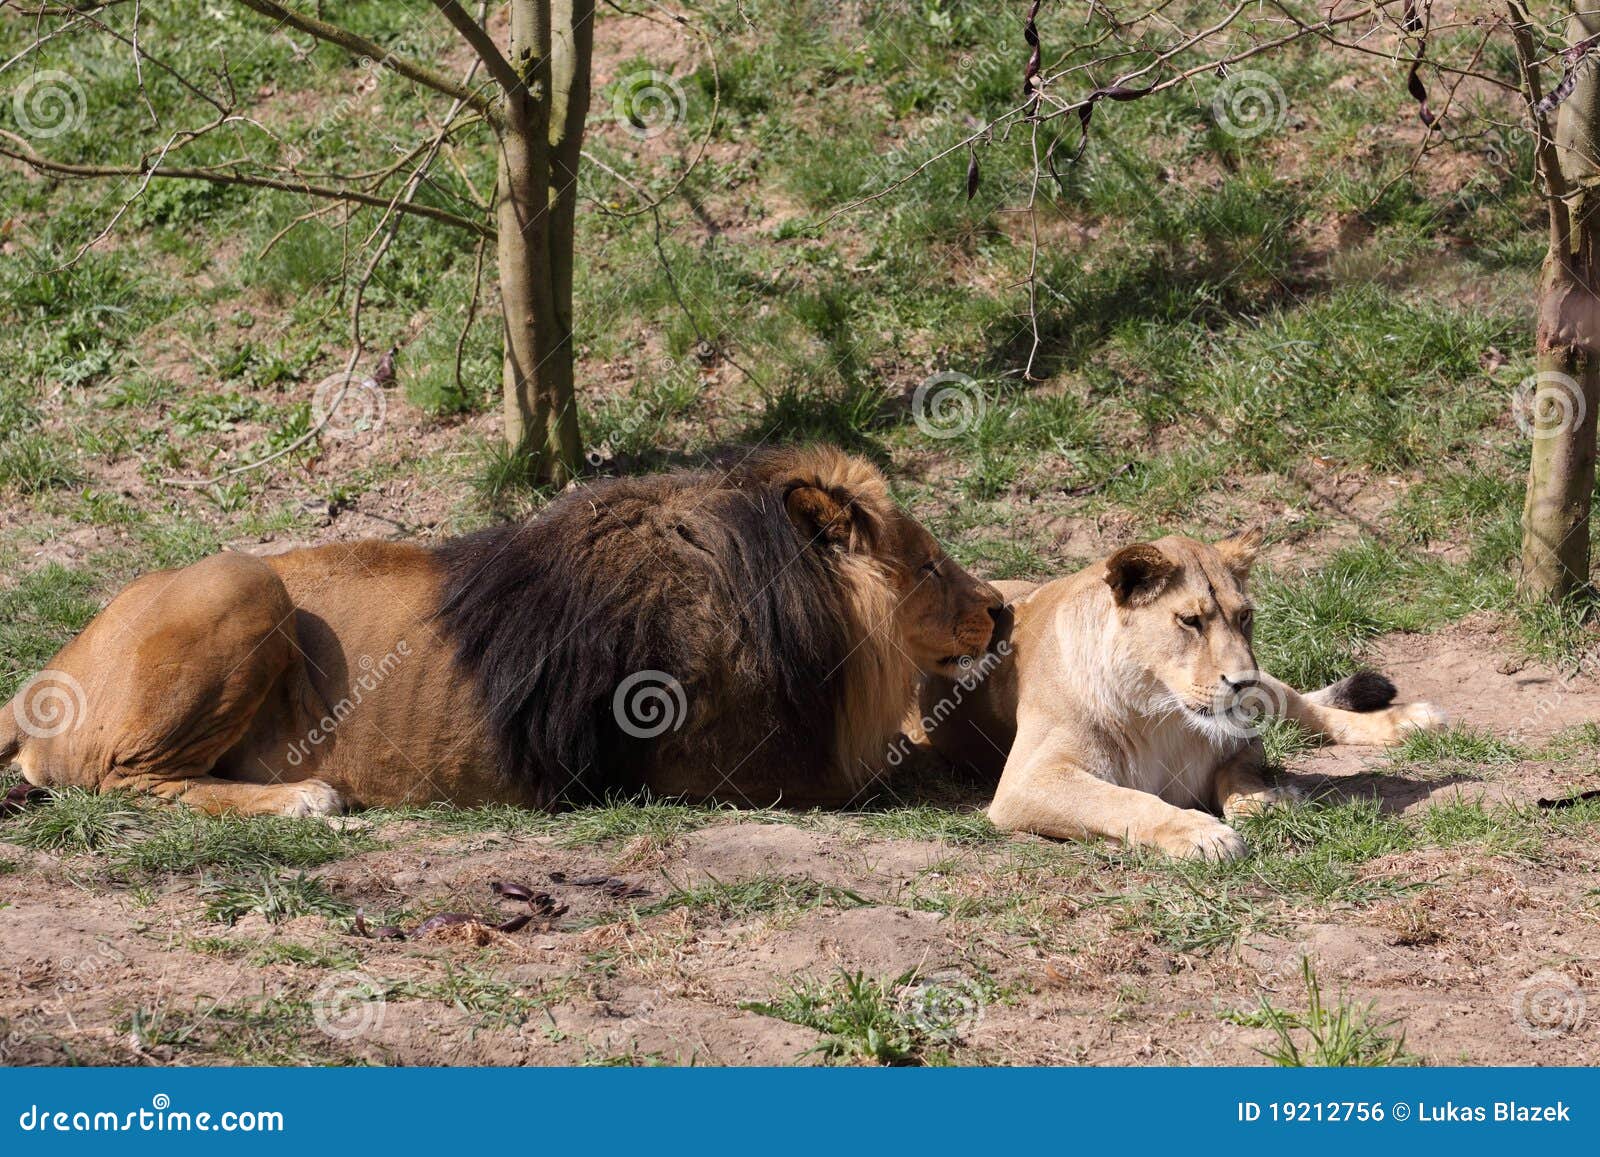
[1322,670,1397,712]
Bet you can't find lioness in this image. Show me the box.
[1,447,1006,815]
[922,530,1445,859]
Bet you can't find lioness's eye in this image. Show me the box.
[920,559,942,576]
[1238,609,1254,629]
[1177,613,1202,631]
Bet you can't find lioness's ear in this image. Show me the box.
[1104,543,1176,608]
[1215,526,1263,579]
[785,484,855,549]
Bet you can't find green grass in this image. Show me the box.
[1,790,374,876]
[745,969,990,1066]
[641,874,871,920]
[111,810,375,876]
[1232,957,1415,1067]
[1539,722,1600,760]
[200,870,350,926]
[1385,727,1524,772]
[1110,875,1274,955]
[373,797,729,846]
[0,567,103,699]
[551,800,728,848]
[247,941,362,969]
[1092,792,1600,956]
[126,993,361,1065]
[3,790,148,852]
[1260,718,1324,769]
[849,806,1004,844]
[368,800,557,836]
[393,966,558,1029]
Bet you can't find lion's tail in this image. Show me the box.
[1303,670,1397,713]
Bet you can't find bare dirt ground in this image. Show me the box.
[3,621,1597,1067]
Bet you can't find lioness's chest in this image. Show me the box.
[1115,716,1244,809]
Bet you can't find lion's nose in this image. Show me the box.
[1220,672,1259,692]
[985,602,1013,648]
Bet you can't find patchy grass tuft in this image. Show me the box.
[642,873,871,919]
[3,790,149,852]
[201,871,350,926]
[745,969,990,1066]
[1232,957,1415,1067]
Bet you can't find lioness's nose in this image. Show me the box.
[1220,672,1259,692]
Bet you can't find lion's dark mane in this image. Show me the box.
[433,462,860,808]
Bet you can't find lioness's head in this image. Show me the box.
[757,446,1007,676]
[1102,530,1263,729]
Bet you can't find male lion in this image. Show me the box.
[921,530,1446,860]
[0,447,1006,816]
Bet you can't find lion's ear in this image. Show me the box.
[1215,526,1263,579]
[785,484,855,549]
[1104,543,1176,607]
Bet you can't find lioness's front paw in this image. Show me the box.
[1151,812,1247,862]
[284,779,345,817]
[1222,782,1299,821]
[1393,701,1447,737]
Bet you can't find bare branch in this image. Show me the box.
[231,0,497,116]
[428,0,522,94]
[0,133,495,237]
[1508,0,1570,257]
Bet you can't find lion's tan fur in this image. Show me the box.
[924,532,1447,860]
[0,449,1003,816]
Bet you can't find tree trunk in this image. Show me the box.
[495,0,586,485]
[1520,5,1600,600]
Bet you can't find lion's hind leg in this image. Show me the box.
[1305,670,1395,712]
[1262,672,1446,746]
[4,551,321,814]
[154,776,346,817]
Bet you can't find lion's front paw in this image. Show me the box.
[284,779,345,817]
[1222,781,1298,821]
[1393,701,1447,737]
[1150,812,1247,862]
